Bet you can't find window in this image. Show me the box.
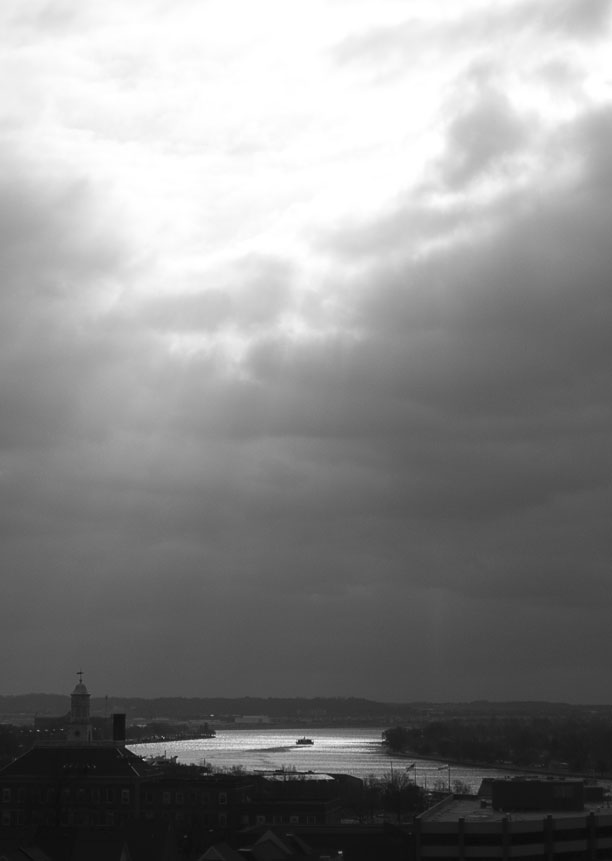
[175,792,184,805]
[91,788,100,804]
[121,789,130,805]
[105,788,114,803]
[218,813,227,827]
[162,792,171,805]
[144,791,154,804]
[1,790,11,804]
[1,812,11,827]
[256,815,266,825]
[218,792,227,805]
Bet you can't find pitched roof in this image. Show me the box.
[0,744,149,779]
[200,842,244,861]
[0,836,52,861]
[250,829,314,860]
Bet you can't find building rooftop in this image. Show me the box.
[257,771,335,782]
[420,795,612,824]
[0,743,150,779]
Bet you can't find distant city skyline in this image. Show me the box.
[1,0,612,702]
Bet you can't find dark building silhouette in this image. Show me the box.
[0,674,344,856]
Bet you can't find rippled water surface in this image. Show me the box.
[129,727,527,792]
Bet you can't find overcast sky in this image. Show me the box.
[2,0,612,702]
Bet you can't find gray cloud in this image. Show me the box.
[1,2,611,701]
[332,0,611,81]
[437,88,531,187]
[142,255,296,334]
[544,0,612,38]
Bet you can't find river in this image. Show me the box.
[128,726,530,793]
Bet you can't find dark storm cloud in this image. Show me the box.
[178,97,612,641]
[313,106,612,418]
[2,1,612,701]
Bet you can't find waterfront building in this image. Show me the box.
[0,675,344,845]
[0,673,148,828]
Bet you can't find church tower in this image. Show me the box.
[67,671,92,743]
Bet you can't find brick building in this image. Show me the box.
[0,676,343,840]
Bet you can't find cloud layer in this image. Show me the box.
[1,0,612,701]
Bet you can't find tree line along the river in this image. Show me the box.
[383,715,612,774]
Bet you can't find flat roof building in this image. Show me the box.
[414,779,612,860]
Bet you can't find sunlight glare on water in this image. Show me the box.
[130,727,528,792]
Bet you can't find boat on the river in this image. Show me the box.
[296,737,314,746]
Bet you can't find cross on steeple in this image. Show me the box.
[76,669,84,684]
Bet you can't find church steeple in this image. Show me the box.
[67,670,92,743]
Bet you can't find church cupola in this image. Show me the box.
[67,671,92,743]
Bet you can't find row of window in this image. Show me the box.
[143,790,225,805]
[1,810,130,828]
[1,787,131,804]
[254,814,319,825]
[1,787,229,806]
[1,806,321,830]
[139,811,318,827]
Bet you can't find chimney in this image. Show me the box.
[112,713,126,743]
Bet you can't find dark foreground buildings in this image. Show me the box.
[0,676,357,859]
[5,677,612,859]
[414,776,612,860]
